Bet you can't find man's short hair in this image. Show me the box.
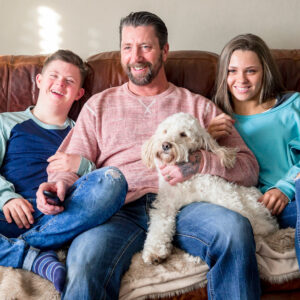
[43,49,88,86]
[119,11,168,49]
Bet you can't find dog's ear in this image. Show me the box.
[201,133,237,169]
[141,137,156,169]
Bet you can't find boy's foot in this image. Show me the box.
[31,250,66,293]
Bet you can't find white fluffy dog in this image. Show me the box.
[141,112,278,265]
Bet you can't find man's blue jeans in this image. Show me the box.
[63,193,261,300]
[0,167,127,271]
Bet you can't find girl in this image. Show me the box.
[209,33,300,261]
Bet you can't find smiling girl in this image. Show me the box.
[209,33,300,265]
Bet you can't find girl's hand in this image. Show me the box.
[207,113,235,140]
[258,188,289,215]
[47,151,81,173]
[3,198,34,229]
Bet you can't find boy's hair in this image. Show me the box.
[213,33,285,115]
[42,49,88,86]
[119,11,168,49]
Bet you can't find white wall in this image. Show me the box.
[0,0,299,59]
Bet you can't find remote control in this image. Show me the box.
[43,190,63,206]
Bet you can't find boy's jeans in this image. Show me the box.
[0,167,127,271]
[63,193,261,300]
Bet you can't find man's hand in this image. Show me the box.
[47,151,81,173]
[258,188,289,215]
[207,113,235,140]
[3,198,34,229]
[160,152,201,185]
[36,181,67,215]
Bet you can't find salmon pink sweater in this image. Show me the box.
[49,83,259,203]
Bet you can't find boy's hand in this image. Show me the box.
[3,198,34,229]
[36,181,66,215]
[207,113,235,140]
[160,152,202,185]
[258,188,289,215]
[47,151,81,173]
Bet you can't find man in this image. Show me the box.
[41,12,261,299]
[0,50,127,293]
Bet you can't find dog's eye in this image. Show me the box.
[180,132,187,137]
[163,129,167,134]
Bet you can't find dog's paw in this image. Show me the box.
[142,251,167,265]
[142,244,172,265]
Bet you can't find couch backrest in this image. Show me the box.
[0,49,299,120]
[271,49,300,91]
[0,55,44,113]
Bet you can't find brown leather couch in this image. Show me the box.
[1,49,300,299]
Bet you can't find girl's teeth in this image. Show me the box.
[236,87,249,92]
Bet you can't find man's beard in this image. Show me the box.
[124,54,163,86]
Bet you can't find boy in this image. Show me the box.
[0,50,127,292]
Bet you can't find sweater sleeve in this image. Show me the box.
[199,105,259,187]
[273,171,297,201]
[270,138,300,201]
[48,101,100,187]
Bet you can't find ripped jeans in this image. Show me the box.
[0,166,127,271]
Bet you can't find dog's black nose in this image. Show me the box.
[162,142,172,151]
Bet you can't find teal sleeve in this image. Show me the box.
[77,156,96,176]
[271,172,297,202]
[268,138,300,201]
[0,114,24,210]
[0,174,23,210]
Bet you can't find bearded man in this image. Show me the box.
[44,11,261,300]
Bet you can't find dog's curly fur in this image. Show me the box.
[141,112,278,265]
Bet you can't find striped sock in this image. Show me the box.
[31,250,66,293]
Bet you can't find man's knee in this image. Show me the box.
[217,210,255,250]
[69,166,127,212]
[90,166,127,191]
[89,167,127,203]
[176,203,255,254]
[66,229,110,276]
